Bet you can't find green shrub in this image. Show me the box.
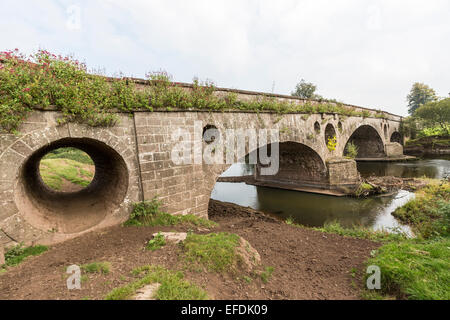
[0,49,390,133]
[146,233,166,251]
[345,142,358,158]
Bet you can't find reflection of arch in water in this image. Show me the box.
[345,125,385,158]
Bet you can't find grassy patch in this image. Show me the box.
[392,182,449,239]
[39,158,94,190]
[2,244,48,269]
[81,262,111,274]
[105,265,207,300]
[180,232,241,272]
[260,266,275,284]
[311,221,407,242]
[366,239,450,300]
[124,198,217,228]
[43,147,94,165]
[146,232,166,251]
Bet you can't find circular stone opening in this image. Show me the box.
[39,147,95,192]
[15,138,129,234]
[203,124,220,144]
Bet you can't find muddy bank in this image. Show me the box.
[0,200,379,300]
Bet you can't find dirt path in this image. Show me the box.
[0,200,379,300]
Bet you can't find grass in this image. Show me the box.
[1,244,48,270]
[311,221,408,242]
[260,266,275,284]
[39,158,94,190]
[366,239,450,300]
[105,265,207,300]
[180,232,241,273]
[146,232,166,251]
[42,147,94,165]
[392,181,449,239]
[81,262,111,274]
[361,179,450,300]
[124,198,217,228]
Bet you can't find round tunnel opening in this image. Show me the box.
[16,138,129,234]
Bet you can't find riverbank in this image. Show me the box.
[404,135,450,156]
[0,200,379,300]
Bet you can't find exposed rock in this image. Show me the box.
[0,246,4,265]
[235,237,261,272]
[152,232,187,244]
[133,283,161,300]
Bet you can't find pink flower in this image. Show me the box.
[22,88,30,92]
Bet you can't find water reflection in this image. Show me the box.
[357,157,450,179]
[211,182,413,235]
[211,158,449,234]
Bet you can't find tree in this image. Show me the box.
[406,82,437,115]
[414,98,450,135]
[292,79,322,99]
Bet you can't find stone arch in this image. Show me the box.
[15,137,129,234]
[390,131,403,145]
[344,125,385,158]
[324,124,337,149]
[214,141,326,191]
[0,122,140,245]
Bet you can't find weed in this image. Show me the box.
[260,266,274,283]
[146,232,166,251]
[345,141,358,158]
[285,216,294,225]
[81,262,111,274]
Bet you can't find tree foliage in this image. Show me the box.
[406,82,437,115]
[414,98,450,135]
[291,79,322,99]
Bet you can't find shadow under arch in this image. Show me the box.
[344,125,385,158]
[390,131,403,145]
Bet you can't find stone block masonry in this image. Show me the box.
[0,108,404,247]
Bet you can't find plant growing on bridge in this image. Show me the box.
[326,135,337,152]
[345,142,358,158]
[0,49,391,133]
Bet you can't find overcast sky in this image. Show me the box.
[1,0,449,115]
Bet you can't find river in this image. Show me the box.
[210,157,450,235]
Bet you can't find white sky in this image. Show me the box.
[1,0,449,115]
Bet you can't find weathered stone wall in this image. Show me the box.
[385,142,404,157]
[0,108,403,247]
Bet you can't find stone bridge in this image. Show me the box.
[0,88,405,247]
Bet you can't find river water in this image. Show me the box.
[211,157,450,234]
